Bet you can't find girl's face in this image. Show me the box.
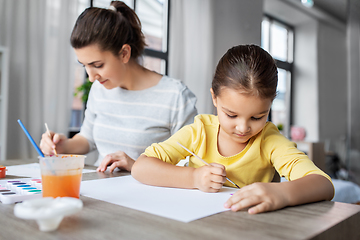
[211,87,272,145]
[74,44,130,89]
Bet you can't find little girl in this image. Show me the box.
[131,44,334,214]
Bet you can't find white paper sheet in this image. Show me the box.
[80,176,238,222]
[6,163,96,178]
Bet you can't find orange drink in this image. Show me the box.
[39,155,85,198]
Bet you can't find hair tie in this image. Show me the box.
[108,5,116,11]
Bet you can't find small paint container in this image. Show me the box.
[0,166,6,178]
[16,185,32,193]
[34,182,42,189]
[6,181,21,188]
[30,179,41,186]
[26,190,42,195]
[10,182,27,191]
[21,187,37,194]
[1,192,16,196]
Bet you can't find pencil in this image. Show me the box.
[176,142,240,189]
[45,123,58,156]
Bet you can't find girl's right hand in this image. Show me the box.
[193,163,226,193]
[40,131,68,155]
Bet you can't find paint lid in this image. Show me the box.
[14,197,83,232]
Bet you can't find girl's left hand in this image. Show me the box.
[96,151,135,173]
[224,182,290,214]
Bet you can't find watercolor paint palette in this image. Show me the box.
[0,178,42,204]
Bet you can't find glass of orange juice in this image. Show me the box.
[39,155,85,198]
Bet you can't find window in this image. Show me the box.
[261,16,293,138]
[69,0,170,136]
[136,0,169,74]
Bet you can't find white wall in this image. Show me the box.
[292,20,319,142]
[347,0,360,182]
[212,0,263,65]
[318,22,347,142]
[208,0,263,113]
[169,0,263,114]
[168,0,214,115]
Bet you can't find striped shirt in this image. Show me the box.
[79,76,198,166]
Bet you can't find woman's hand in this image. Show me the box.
[193,163,227,193]
[224,182,289,214]
[97,151,135,172]
[40,131,68,155]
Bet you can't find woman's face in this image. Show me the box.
[211,87,272,145]
[74,44,129,89]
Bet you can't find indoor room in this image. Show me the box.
[0,0,359,239]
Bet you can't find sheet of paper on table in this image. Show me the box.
[80,176,238,222]
[6,163,96,178]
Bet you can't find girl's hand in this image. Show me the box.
[224,182,289,214]
[40,131,68,155]
[193,163,227,193]
[97,151,135,173]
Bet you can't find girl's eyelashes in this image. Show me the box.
[225,112,264,121]
[224,107,267,120]
[251,116,264,121]
[226,113,237,118]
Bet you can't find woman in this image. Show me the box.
[40,1,197,172]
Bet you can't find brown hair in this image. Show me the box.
[70,1,145,59]
[212,44,278,100]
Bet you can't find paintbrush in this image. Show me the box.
[45,123,58,156]
[18,119,45,157]
[177,142,240,189]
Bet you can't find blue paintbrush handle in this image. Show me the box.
[17,119,45,157]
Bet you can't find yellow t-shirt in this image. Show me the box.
[144,114,332,188]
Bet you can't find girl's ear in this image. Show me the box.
[119,44,131,63]
[210,88,218,107]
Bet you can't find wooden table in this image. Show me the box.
[1,159,360,240]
